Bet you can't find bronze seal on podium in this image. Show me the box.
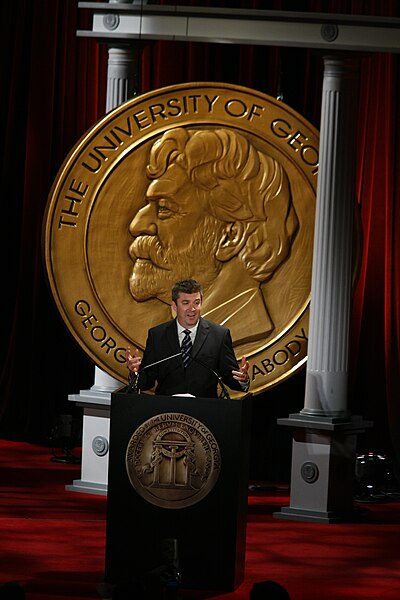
[43,82,319,394]
[125,413,221,508]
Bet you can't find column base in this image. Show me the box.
[66,479,108,496]
[274,505,361,524]
[68,389,112,495]
[275,413,372,523]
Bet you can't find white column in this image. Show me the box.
[275,57,371,523]
[91,366,121,393]
[96,0,139,386]
[105,0,140,113]
[106,45,137,113]
[68,2,140,493]
[302,56,358,418]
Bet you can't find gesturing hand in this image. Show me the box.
[232,356,250,383]
[125,346,142,373]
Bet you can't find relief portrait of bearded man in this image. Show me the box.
[128,127,299,348]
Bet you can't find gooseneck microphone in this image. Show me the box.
[126,352,182,393]
[189,355,231,400]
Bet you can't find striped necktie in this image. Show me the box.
[181,329,192,369]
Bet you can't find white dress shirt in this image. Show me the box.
[177,320,199,347]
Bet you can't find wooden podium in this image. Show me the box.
[104,391,252,592]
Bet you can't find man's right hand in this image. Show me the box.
[126,346,142,373]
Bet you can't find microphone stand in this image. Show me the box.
[126,351,234,400]
[126,370,139,394]
[189,356,231,400]
[126,353,182,394]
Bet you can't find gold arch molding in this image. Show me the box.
[43,82,321,395]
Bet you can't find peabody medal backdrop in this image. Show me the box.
[43,82,319,395]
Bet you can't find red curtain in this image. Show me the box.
[0,0,399,479]
[0,1,107,438]
[351,52,400,470]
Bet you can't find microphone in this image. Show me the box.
[189,355,231,400]
[126,369,139,394]
[126,352,182,393]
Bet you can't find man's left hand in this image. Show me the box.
[232,356,250,383]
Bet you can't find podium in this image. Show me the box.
[104,391,252,592]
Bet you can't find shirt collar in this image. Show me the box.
[176,319,200,337]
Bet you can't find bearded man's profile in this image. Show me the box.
[128,127,299,346]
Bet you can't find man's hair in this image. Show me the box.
[147,127,299,283]
[172,279,203,302]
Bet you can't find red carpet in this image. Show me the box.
[1,440,400,600]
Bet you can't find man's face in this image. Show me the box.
[128,162,223,303]
[172,291,202,329]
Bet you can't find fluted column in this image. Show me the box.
[105,0,141,112]
[93,0,141,389]
[302,56,358,418]
[68,1,141,493]
[106,45,138,113]
[93,42,137,391]
[275,56,371,523]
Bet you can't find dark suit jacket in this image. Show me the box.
[137,317,246,398]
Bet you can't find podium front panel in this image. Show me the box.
[104,392,252,592]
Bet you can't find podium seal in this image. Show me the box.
[125,412,221,508]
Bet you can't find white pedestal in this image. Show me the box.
[275,414,372,522]
[66,368,122,495]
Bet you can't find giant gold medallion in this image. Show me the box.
[43,82,319,395]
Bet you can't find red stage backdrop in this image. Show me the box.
[1,0,399,482]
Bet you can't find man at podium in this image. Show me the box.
[126,279,250,398]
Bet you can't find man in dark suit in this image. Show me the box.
[126,279,250,398]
